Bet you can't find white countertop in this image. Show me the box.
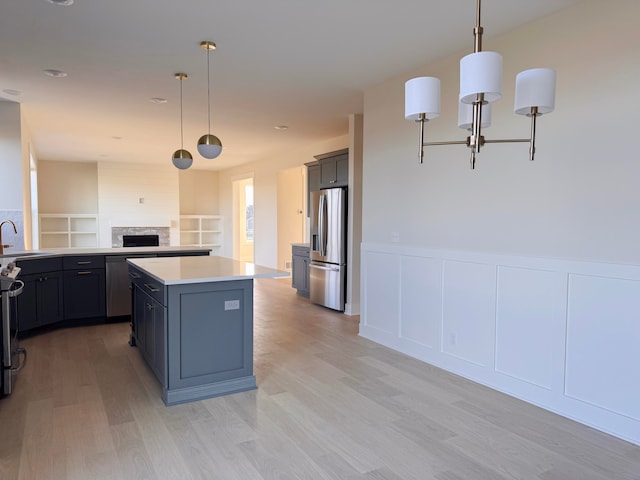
[0,246,212,271]
[127,256,289,285]
[2,246,211,258]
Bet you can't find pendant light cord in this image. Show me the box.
[180,76,185,149]
[207,47,211,134]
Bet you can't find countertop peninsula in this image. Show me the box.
[127,255,288,285]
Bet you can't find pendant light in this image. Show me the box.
[172,73,193,170]
[197,40,223,159]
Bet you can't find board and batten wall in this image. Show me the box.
[97,162,180,247]
[360,0,640,444]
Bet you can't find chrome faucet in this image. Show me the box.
[0,220,18,255]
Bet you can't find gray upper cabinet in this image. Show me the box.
[319,152,348,188]
[306,148,348,216]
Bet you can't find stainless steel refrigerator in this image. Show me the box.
[309,187,347,311]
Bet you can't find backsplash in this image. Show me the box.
[111,227,170,247]
[0,210,25,253]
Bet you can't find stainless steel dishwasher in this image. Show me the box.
[105,254,156,317]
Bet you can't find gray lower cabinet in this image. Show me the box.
[16,249,210,333]
[132,282,166,384]
[62,255,106,320]
[16,257,64,332]
[130,265,255,405]
[291,244,310,297]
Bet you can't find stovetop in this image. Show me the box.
[0,261,21,291]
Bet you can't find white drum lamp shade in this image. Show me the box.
[459,51,503,104]
[514,68,556,115]
[457,102,492,130]
[405,77,440,120]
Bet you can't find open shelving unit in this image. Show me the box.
[39,214,99,249]
[180,215,222,251]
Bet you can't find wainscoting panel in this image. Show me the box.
[441,260,496,367]
[495,266,567,391]
[361,251,400,336]
[565,274,640,421]
[360,243,640,445]
[399,255,442,350]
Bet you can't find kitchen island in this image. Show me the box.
[127,255,287,405]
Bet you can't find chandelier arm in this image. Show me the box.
[423,140,468,147]
[418,114,425,164]
[483,138,532,144]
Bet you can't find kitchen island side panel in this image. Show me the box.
[166,279,255,401]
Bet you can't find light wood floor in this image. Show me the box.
[1,278,639,480]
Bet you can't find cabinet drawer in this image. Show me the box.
[63,255,105,270]
[129,267,166,306]
[16,256,63,275]
[292,245,310,257]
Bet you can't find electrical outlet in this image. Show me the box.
[285,261,292,269]
[391,231,400,243]
[450,333,457,346]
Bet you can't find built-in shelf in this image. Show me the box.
[40,214,99,249]
[180,215,222,250]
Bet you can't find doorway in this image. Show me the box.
[233,176,254,262]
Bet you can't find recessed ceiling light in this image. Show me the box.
[43,69,67,78]
[150,97,168,104]
[2,89,21,96]
[274,125,289,130]
[47,0,74,6]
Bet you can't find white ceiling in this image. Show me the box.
[0,0,582,170]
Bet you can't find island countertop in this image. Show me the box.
[127,255,288,285]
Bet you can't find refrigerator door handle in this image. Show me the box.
[309,263,340,272]
[318,192,327,257]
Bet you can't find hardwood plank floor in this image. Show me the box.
[1,278,639,479]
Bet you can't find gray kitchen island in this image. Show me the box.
[127,255,287,406]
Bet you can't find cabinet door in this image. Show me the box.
[17,272,64,332]
[17,275,39,332]
[335,154,349,186]
[292,253,305,290]
[319,153,349,188]
[132,284,146,350]
[320,159,337,186]
[63,269,106,319]
[39,272,65,326]
[151,297,166,385]
[302,257,310,293]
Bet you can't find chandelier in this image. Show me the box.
[405,0,556,169]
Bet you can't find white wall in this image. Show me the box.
[218,135,349,267]
[360,0,640,444]
[363,0,639,264]
[0,100,23,210]
[179,169,219,214]
[97,162,180,247]
[38,161,98,214]
[0,100,26,251]
[277,166,306,271]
